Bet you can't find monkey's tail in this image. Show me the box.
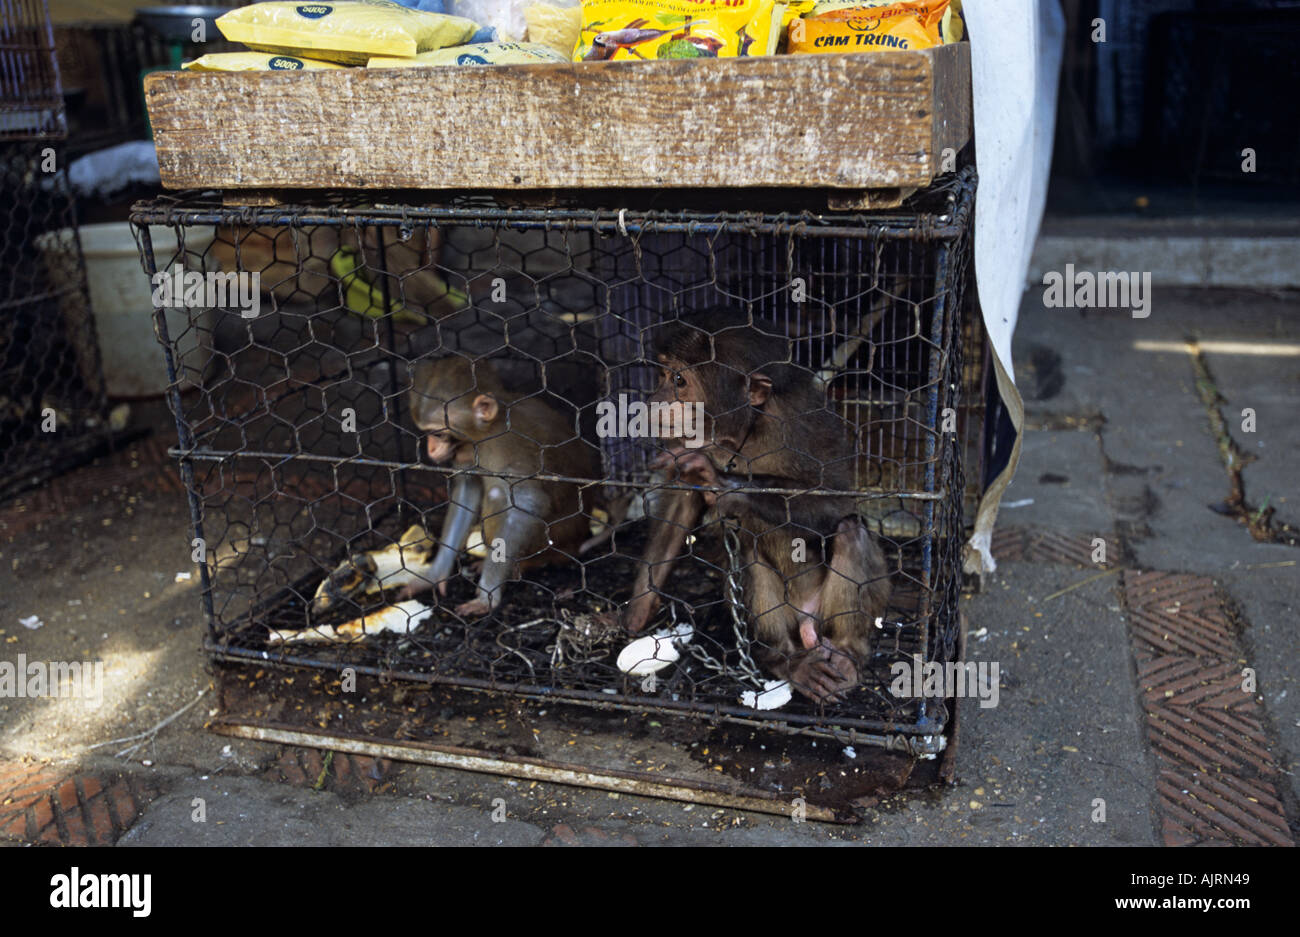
[814,304,889,392]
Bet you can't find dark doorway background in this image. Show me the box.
[1050,0,1300,216]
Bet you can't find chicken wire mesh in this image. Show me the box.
[0,1,116,500]
[130,168,979,750]
[0,150,111,501]
[0,0,112,500]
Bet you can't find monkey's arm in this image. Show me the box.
[423,473,483,594]
[460,484,552,616]
[662,448,833,537]
[710,473,829,529]
[622,485,705,633]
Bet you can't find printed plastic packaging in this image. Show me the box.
[183,52,345,70]
[572,0,778,61]
[216,0,480,65]
[368,39,569,64]
[788,0,950,55]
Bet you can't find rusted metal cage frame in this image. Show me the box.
[130,169,978,753]
[0,0,65,141]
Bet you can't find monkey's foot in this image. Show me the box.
[790,639,859,704]
[395,579,434,601]
[455,598,493,619]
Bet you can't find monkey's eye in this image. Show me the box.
[673,373,686,388]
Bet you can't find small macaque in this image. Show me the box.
[624,313,892,703]
[407,356,599,618]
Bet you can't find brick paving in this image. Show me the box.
[1122,571,1293,847]
[2,524,1291,846]
[0,759,162,845]
[994,528,1294,847]
[991,525,1124,567]
[261,747,396,797]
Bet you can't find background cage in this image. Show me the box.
[52,5,244,158]
[131,168,980,754]
[0,0,111,502]
[1,0,64,140]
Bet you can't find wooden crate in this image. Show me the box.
[145,43,970,205]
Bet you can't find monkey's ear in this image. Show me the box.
[472,394,499,426]
[748,373,772,407]
[412,360,434,391]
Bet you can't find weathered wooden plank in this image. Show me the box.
[147,43,970,192]
[929,37,972,172]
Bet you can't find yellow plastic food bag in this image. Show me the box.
[789,0,948,54]
[573,0,777,61]
[524,2,583,57]
[216,1,480,66]
[183,52,345,70]
[808,0,959,41]
[369,40,568,65]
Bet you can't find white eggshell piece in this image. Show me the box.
[616,623,693,676]
[739,680,793,711]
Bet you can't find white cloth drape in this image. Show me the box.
[961,0,1065,573]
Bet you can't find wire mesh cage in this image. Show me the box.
[0,1,113,502]
[0,0,64,140]
[0,140,112,502]
[60,19,245,156]
[131,168,980,752]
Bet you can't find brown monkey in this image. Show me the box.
[407,356,599,618]
[623,312,891,703]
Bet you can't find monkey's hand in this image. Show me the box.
[790,618,859,704]
[621,591,659,634]
[650,447,722,505]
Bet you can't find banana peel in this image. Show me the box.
[310,523,436,615]
[270,599,434,645]
[330,247,466,327]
